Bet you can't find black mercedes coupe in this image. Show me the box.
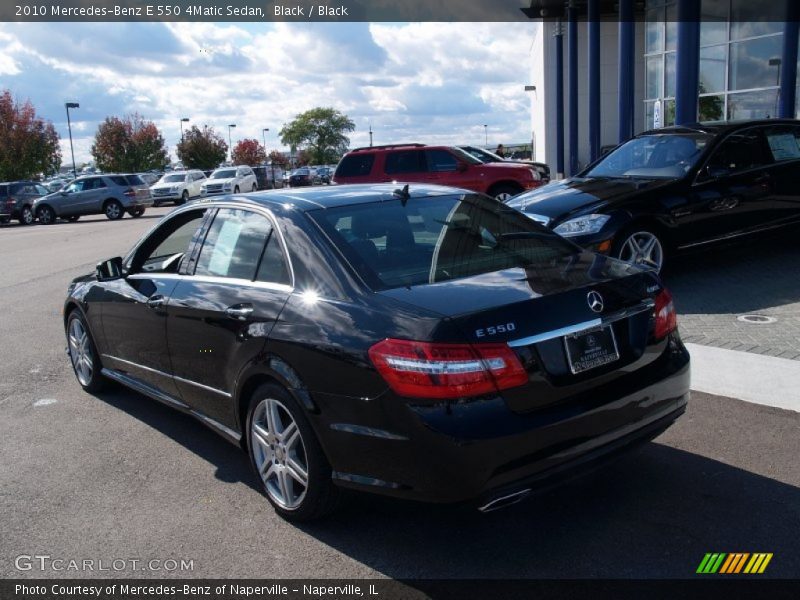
[509,119,800,272]
[63,184,690,520]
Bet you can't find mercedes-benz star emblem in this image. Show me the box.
[587,291,604,313]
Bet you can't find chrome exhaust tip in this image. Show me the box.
[477,488,532,513]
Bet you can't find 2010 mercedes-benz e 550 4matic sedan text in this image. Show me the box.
[63,184,690,521]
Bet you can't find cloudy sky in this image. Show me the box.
[0,21,538,165]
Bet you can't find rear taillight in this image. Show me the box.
[368,339,528,400]
[654,288,677,340]
[124,188,136,197]
[6,197,16,207]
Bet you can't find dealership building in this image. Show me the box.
[525,0,799,178]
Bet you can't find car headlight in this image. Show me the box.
[169,186,180,192]
[553,214,610,237]
[223,183,233,190]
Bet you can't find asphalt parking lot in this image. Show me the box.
[1,209,798,581]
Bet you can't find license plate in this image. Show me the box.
[563,325,619,374]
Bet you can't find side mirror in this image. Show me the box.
[96,257,124,281]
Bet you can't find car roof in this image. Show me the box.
[203,183,470,212]
[639,118,800,137]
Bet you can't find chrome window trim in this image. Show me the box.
[507,299,655,348]
[126,272,293,294]
[102,354,232,398]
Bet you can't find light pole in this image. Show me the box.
[262,128,269,158]
[524,85,537,160]
[263,128,274,186]
[483,124,488,146]
[227,123,236,162]
[65,102,79,178]
[369,123,373,147]
[180,117,190,142]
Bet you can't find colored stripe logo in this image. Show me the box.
[697,553,773,574]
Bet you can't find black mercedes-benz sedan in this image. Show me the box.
[508,119,800,272]
[63,183,690,521]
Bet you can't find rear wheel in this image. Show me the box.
[128,208,145,218]
[104,200,124,220]
[20,206,35,225]
[612,228,665,273]
[490,184,523,203]
[66,311,106,393]
[37,205,56,225]
[246,383,339,521]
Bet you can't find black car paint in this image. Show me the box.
[64,184,689,506]
[509,119,800,253]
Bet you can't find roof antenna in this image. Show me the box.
[394,184,410,206]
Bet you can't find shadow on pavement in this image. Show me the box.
[664,232,800,315]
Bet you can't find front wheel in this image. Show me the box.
[234,185,240,194]
[490,184,523,203]
[246,383,339,522]
[37,205,56,225]
[252,183,257,192]
[178,190,189,205]
[104,200,124,220]
[612,228,666,273]
[66,311,106,392]
[20,206,35,225]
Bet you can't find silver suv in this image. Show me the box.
[34,174,153,224]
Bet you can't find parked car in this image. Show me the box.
[34,174,152,224]
[333,144,543,201]
[150,170,207,206]
[252,165,285,190]
[458,145,550,183]
[0,181,51,225]
[64,183,689,521]
[316,167,334,184]
[508,119,800,273]
[289,167,315,187]
[45,178,71,193]
[137,172,161,186]
[200,166,257,196]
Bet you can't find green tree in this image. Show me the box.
[280,107,355,165]
[176,125,228,170]
[0,90,61,180]
[232,138,266,166]
[91,113,168,172]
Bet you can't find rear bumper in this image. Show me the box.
[315,335,690,504]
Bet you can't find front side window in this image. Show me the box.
[133,209,208,273]
[704,128,771,176]
[425,150,459,172]
[309,194,577,290]
[64,180,86,193]
[195,209,274,281]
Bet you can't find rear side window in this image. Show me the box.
[706,128,770,175]
[384,150,425,174]
[195,209,273,281]
[309,194,578,290]
[110,176,128,186]
[335,154,375,178]
[763,125,800,162]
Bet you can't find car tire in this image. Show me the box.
[252,183,257,192]
[104,200,124,220]
[128,208,145,218]
[20,206,35,225]
[66,310,106,393]
[234,186,240,194]
[37,205,56,225]
[490,184,523,203]
[246,383,340,522]
[178,190,189,205]
[67,215,80,222]
[611,227,666,273]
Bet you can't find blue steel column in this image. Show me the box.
[675,0,701,125]
[567,4,579,175]
[779,6,799,118]
[587,0,600,162]
[617,0,635,142]
[555,21,565,178]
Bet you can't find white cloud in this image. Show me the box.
[2,21,538,162]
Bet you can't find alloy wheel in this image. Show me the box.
[68,317,93,387]
[22,206,34,225]
[250,398,309,510]
[618,231,664,272]
[105,201,122,220]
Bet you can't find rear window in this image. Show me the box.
[309,194,578,290]
[335,154,375,178]
[110,176,128,186]
[126,175,145,185]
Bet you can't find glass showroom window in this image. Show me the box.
[644,0,677,129]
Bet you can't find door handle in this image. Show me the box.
[225,304,254,321]
[146,295,166,309]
